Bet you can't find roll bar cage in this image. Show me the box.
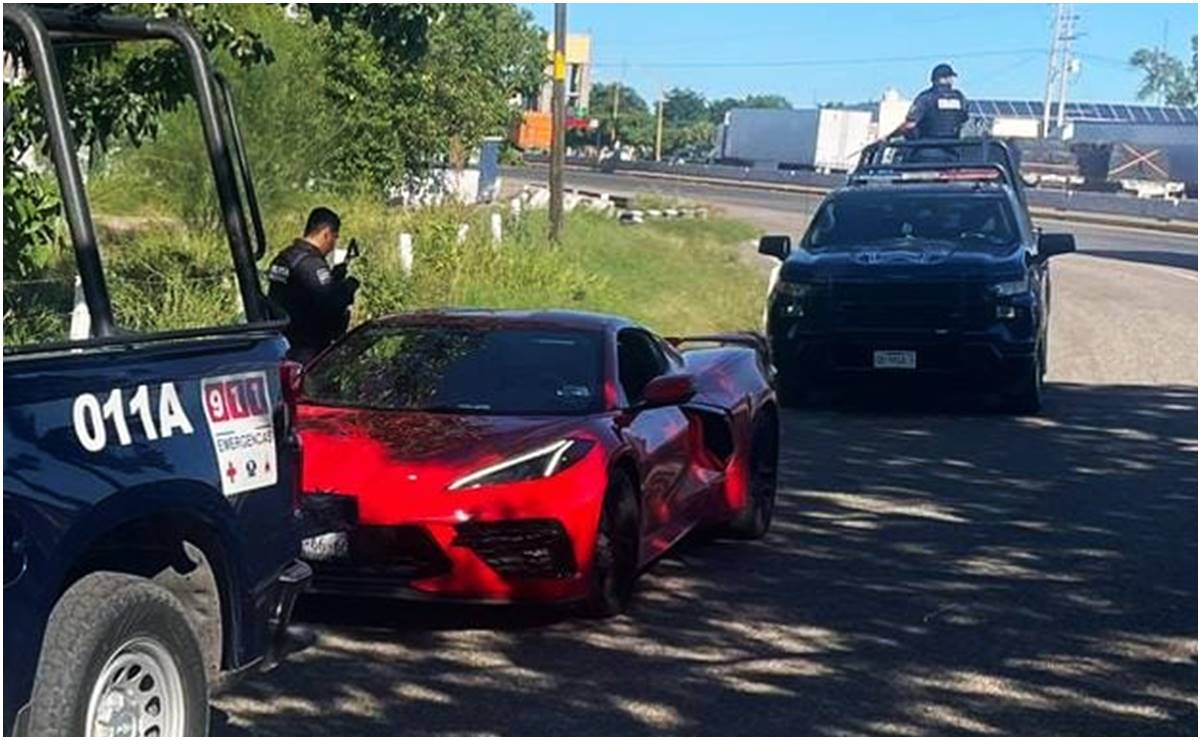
[3,4,270,337]
[853,137,1027,207]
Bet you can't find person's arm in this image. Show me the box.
[292,255,358,333]
[890,92,930,139]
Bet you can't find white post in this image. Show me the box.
[69,275,90,340]
[397,232,414,276]
[490,212,503,246]
[456,223,470,245]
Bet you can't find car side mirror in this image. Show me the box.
[758,235,791,261]
[641,373,697,407]
[1037,232,1076,259]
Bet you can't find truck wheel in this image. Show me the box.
[27,572,209,737]
[724,416,779,539]
[581,472,640,619]
[1002,354,1043,415]
[775,364,806,408]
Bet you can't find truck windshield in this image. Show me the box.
[804,193,1020,254]
[302,326,605,415]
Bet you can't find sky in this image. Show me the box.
[522,3,1199,108]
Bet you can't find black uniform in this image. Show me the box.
[905,83,969,140]
[266,239,358,362]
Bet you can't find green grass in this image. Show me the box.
[5,195,767,345]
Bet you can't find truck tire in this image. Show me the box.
[27,571,209,737]
[775,363,806,408]
[1002,353,1043,415]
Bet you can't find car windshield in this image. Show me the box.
[302,326,604,415]
[804,193,1020,254]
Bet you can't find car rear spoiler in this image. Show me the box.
[666,332,771,361]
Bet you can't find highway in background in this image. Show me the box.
[217,164,1197,735]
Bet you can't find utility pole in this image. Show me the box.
[1041,3,1062,137]
[1041,3,1077,137]
[610,81,621,148]
[1055,7,1075,131]
[654,93,664,162]
[549,3,566,242]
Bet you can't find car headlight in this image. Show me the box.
[990,276,1029,297]
[448,438,595,491]
[773,280,813,299]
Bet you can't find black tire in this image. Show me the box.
[1002,352,1043,415]
[775,364,806,408]
[724,416,779,539]
[27,572,209,737]
[582,471,640,619]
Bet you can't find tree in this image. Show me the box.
[585,82,654,148]
[310,3,546,190]
[1129,35,1197,107]
[662,87,708,127]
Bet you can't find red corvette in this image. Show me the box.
[296,309,778,616]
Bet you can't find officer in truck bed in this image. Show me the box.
[267,207,360,363]
[889,63,970,141]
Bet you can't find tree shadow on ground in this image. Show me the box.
[214,383,1197,736]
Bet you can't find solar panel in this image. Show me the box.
[954,99,1194,126]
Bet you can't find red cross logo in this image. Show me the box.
[225,462,237,483]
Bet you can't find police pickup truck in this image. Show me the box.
[759,138,1076,412]
[4,8,312,735]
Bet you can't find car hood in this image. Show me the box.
[297,404,598,496]
[780,241,1025,282]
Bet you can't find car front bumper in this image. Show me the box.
[300,456,609,604]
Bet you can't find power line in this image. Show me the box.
[593,48,1047,70]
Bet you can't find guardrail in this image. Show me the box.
[527,155,1198,230]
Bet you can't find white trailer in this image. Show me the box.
[719,108,874,172]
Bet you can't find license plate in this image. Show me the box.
[301,531,350,561]
[873,350,916,370]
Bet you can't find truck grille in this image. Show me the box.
[452,520,577,579]
[826,282,988,330]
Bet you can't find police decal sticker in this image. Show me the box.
[201,371,278,496]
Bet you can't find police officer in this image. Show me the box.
[266,207,360,363]
[891,63,970,140]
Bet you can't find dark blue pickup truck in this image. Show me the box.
[4,7,311,735]
[759,138,1076,413]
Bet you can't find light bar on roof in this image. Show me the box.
[852,168,1002,184]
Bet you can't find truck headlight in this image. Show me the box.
[774,281,813,299]
[773,280,813,317]
[990,276,1028,297]
[448,439,595,491]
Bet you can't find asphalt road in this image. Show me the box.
[214,168,1197,735]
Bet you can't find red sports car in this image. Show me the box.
[296,309,778,616]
